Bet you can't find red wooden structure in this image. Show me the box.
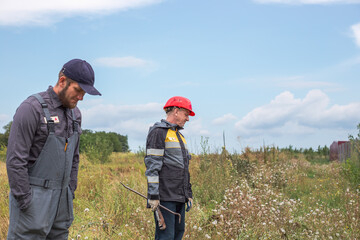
[330,141,351,162]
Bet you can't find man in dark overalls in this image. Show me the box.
[6,59,101,239]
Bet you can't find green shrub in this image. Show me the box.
[80,131,113,163]
[0,145,6,163]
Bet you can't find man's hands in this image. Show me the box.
[148,199,160,211]
[186,198,193,212]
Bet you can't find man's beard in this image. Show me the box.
[58,82,76,109]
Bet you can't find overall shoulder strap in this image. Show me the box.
[71,109,79,132]
[32,94,55,133]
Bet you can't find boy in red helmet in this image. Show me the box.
[144,96,195,240]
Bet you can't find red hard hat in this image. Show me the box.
[163,96,195,116]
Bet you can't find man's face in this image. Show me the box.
[174,108,190,128]
[58,80,86,109]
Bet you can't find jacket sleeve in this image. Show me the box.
[144,127,165,200]
[69,109,82,199]
[187,153,193,199]
[6,102,39,210]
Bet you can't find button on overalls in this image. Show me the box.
[7,94,79,240]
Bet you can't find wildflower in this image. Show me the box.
[212,220,217,225]
[280,228,285,234]
[84,208,90,213]
[199,226,203,231]
[118,232,123,236]
[193,225,198,230]
[205,234,211,239]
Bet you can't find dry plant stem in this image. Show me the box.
[120,182,182,223]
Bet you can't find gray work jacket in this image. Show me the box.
[6,86,82,209]
[144,120,192,203]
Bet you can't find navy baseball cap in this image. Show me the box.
[61,59,101,96]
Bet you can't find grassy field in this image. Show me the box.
[0,148,359,239]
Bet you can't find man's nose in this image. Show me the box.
[78,93,85,101]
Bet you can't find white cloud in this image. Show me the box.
[95,57,154,68]
[253,0,360,4]
[183,118,210,137]
[351,23,360,47]
[212,113,237,125]
[0,0,163,26]
[79,100,162,142]
[81,101,163,128]
[235,90,360,137]
[78,100,209,150]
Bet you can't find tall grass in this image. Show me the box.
[343,125,360,191]
[0,148,359,239]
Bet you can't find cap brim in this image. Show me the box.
[78,83,102,96]
[190,111,195,116]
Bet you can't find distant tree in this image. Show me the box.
[80,131,113,163]
[79,129,129,163]
[107,132,129,152]
[0,121,12,147]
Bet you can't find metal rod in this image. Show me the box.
[120,182,181,223]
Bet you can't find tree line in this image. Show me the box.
[0,122,129,163]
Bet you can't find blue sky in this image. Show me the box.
[0,0,359,153]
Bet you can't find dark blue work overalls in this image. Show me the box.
[7,94,79,240]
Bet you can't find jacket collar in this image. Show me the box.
[161,119,183,131]
[46,86,63,109]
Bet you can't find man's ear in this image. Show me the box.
[58,76,67,88]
